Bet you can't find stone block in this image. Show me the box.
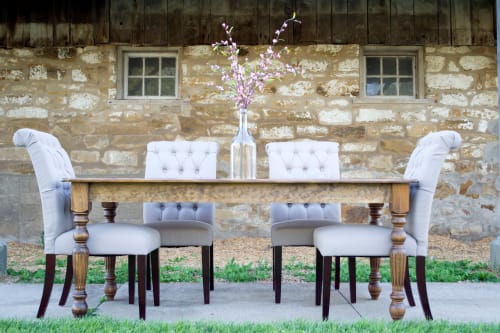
[490,237,500,271]
[0,241,6,276]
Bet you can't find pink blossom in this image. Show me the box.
[210,14,301,110]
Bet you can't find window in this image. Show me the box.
[360,46,424,100]
[117,47,179,99]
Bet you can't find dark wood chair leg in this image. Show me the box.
[315,249,323,306]
[146,253,151,291]
[202,246,210,304]
[274,246,282,303]
[416,256,433,320]
[322,256,333,321]
[128,255,136,305]
[150,249,160,306]
[210,244,214,291]
[137,255,146,320]
[404,257,416,307]
[37,254,56,318]
[58,255,73,306]
[334,256,340,290]
[348,256,356,303]
[272,247,275,291]
[316,249,323,305]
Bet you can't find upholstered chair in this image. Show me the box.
[13,128,161,320]
[143,140,219,304]
[314,130,462,320]
[266,140,344,305]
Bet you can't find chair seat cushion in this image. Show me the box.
[54,223,161,255]
[145,220,213,246]
[313,224,417,257]
[271,219,341,246]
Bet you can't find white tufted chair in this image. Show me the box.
[143,140,219,304]
[13,128,161,320]
[314,130,462,320]
[266,140,344,305]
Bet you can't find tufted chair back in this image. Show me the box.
[403,130,462,256]
[266,141,341,225]
[12,128,75,254]
[143,141,219,225]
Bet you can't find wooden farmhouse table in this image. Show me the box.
[66,177,416,320]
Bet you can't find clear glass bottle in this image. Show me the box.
[230,108,256,179]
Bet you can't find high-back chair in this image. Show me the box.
[314,130,462,320]
[143,140,219,304]
[13,128,161,320]
[266,140,343,305]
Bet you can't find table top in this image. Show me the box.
[66,177,416,205]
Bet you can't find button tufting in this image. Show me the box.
[176,203,182,210]
[193,204,198,211]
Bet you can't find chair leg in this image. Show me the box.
[334,257,340,290]
[315,249,323,306]
[137,255,146,320]
[146,253,151,291]
[272,247,275,291]
[416,256,433,320]
[322,256,333,321]
[201,246,210,304]
[210,244,214,291]
[348,256,356,303]
[128,255,136,305]
[58,255,73,306]
[37,254,56,318]
[404,257,416,307]
[274,246,282,304]
[150,249,160,306]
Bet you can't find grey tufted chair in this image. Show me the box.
[143,140,219,304]
[314,130,462,320]
[13,128,161,320]
[266,140,343,305]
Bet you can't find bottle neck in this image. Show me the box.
[238,108,248,132]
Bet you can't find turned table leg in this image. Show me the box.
[71,183,90,317]
[102,202,118,301]
[368,203,384,300]
[389,183,409,320]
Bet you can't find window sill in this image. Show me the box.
[352,97,435,104]
[107,98,184,105]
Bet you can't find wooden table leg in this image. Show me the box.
[102,202,118,301]
[389,183,409,320]
[71,183,90,317]
[368,203,384,300]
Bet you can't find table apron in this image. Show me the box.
[87,182,392,204]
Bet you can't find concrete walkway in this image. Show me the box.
[0,282,499,323]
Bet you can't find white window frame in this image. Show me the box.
[116,47,180,100]
[359,46,425,102]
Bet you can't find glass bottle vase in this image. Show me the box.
[230,108,256,179]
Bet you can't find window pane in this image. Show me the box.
[399,57,413,75]
[128,78,142,96]
[383,58,397,75]
[383,78,397,95]
[161,58,176,76]
[161,78,175,96]
[399,78,414,96]
[145,78,159,96]
[128,58,143,76]
[366,57,380,75]
[145,58,159,76]
[366,78,381,96]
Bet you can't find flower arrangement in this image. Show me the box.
[210,14,301,110]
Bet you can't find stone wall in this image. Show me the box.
[0,44,499,244]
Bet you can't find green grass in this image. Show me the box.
[0,317,499,333]
[6,257,500,284]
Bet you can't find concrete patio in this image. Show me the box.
[1,281,499,323]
